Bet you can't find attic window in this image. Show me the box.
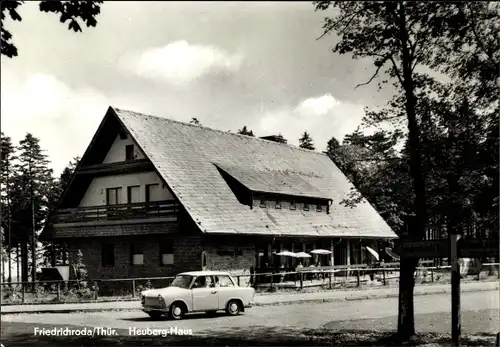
[119,129,128,140]
[259,199,266,208]
[290,201,296,210]
[275,201,281,209]
[316,205,323,212]
[304,203,310,211]
[125,145,135,160]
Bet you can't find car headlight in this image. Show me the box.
[158,294,166,307]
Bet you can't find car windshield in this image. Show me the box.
[170,275,192,289]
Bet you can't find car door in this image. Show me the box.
[214,275,237,310]
[191,276,219,311]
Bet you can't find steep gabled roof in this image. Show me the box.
[107,106,396,239]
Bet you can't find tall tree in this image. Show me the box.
[0,132,15,283]
[44,156,81,265]
[237,126,255,137]
[315,1,499,338]
[1,0,103,58]
[12,134,53,285]
[299,131,315,150]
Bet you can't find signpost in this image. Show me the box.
[400,237,499,346]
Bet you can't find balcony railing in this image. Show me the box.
[53,200,179,223]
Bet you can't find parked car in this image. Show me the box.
[140,271,255,320]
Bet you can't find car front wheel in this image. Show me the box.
[169,302,186,320]
[226,300,241,316]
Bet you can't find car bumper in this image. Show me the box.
[142,306,169,313]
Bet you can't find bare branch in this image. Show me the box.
[316,5,364,41]
[355,63,384,89]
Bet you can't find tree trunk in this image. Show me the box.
[21,241,29,284]
[396,1,428,339]
[16,245,20,284]
[31,199,37,290]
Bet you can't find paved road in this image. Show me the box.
[3,290,498,334]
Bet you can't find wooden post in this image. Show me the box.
[383,270,386,285]
[132,279,136,297]
[56,281,61,301]
[299,272,303,289]
[237,276,240,286]
[450,234,461,346]
[346,239,351,277]
[356,269,360,287]
[431,269,434,282]
[22,284,25,303]
[94,280,98,300]
[330,240,335,288]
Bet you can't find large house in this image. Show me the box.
[41,106,397,285]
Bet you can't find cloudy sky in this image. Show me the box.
[1,1,394,176]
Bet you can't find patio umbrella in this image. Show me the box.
[276,251,297,257]
[294,252,312,258]
[365,246,380,261]
[385,247,400,261]
[310,249,332,255]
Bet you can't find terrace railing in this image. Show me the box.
[53,200,179,223]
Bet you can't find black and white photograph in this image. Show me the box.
[0,1,499,346]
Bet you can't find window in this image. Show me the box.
[160,242,174,265]
[259,199,266,208]
[290,201,296,210]
[303,203,310,211]
[316,204,323,212]
[146,184,160,202]
[125,145,135,160]
[192,276,214,289]
[127,185,140,204]
[131,243,144,265]
[102,244,115,267]
[215,275,234,287]
[275,200,281,209]
[106,187,122,205]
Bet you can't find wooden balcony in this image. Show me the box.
[53,200,179,224]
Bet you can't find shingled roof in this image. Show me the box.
[105,106,397,239]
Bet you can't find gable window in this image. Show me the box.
[127,185,141,204]
[160,242,174,265]
[290,201,296,210]
[131,243,144,265]
[303,203,310,211]
[102,243,115,267]
[146,184,160,202]
[125,145,135,160]
[106,187,122,205]
[275,200,281,209]
[316,204,323,212]
[259,199,266,208]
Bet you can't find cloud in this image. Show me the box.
[121,41,243,87]
[1,72,111,176]
[257,94,366,151]
[295,94,340,116]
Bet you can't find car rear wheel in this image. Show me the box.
[147,311,163,320]
[226,300,241,316]
[169,302,186,320]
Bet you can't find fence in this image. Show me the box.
[1,263,498,305]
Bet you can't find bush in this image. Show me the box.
[136,280,153,294]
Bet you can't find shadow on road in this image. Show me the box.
[1,320,496,346]
[121,311,230,322]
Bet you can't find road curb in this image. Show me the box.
[1,285,497,315]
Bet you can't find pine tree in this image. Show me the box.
[12,133,53,285]
[299,131,315,150]
[237,126,255,137]
[0,132,15,283]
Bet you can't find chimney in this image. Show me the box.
[259,134,287,144]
